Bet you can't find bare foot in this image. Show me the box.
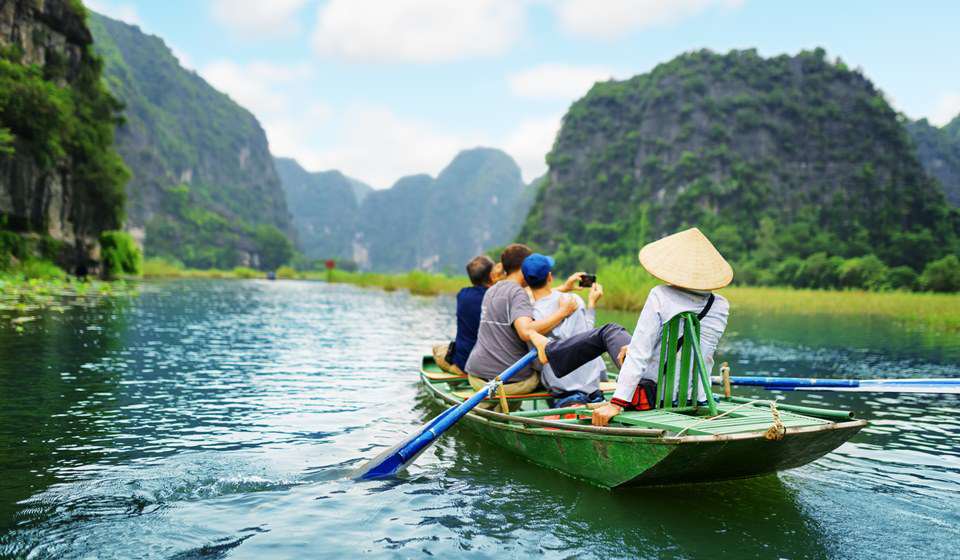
[529,331,549,364]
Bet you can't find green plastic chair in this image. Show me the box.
[656,311,718,415]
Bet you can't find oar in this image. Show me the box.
[354,349,538,480]
[710,375,960,394]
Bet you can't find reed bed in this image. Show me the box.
[140,258,959,332]
[142,258,262,279]
[320,266,960,332]
[317,269,465,295]
[721,286,960,332]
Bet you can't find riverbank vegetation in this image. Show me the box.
[142,257,265,279]
[131,251,960,333]
[0,270,137,332]
[315,262,960,332]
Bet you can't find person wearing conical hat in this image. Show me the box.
[528,227,731,426]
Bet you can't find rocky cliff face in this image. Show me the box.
[521,48,959,272]
[276,148,537,272]
[89,12,292,268]
[410,148,536,271]
[275,158,366,260]
[907,116,960,207]
[0,0,128,267]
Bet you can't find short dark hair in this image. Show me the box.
[525,271,550,290]
[466,255,494,286]
[500,243,532,275]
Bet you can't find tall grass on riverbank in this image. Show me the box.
[140,257,960,332]
[142,257,261,279]
[312,269,465,295]
[319,264,960,332]
[722,286,960,332]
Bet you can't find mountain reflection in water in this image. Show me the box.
[0,280,957,558]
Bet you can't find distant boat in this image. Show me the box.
[266,271,276,280]
[419,354,865,488]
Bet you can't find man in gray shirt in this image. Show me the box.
[464,244,579,406]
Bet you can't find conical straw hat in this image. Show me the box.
[638,228,733,291]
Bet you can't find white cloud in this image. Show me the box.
[85,0,140,26]
[551,0,745,39]
[499,115,561,182]
[311,0,525,63]
[263,103,333,160]
[301,105,476,187]
[929,92,960,126]
[508,63,616,101]
[277,107,558,187]
[200,60,313,116]
[211,0,307,38]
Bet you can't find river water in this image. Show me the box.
[0,280,957,559]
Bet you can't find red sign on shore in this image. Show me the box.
[325,259,336,270]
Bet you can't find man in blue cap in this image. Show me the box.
[522,254,609,408]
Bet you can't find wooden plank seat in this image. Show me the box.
[604,402,829,435]
[452,389,552,401]
[450,381,619,402]
[423,370,467,381]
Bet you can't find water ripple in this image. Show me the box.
[0,280,957,559]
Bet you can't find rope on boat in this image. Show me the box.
[765,400,786,441]
[674,399,786,439]
[497,381,510,413]
[486,376,502,398]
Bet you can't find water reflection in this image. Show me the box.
[0,298,128,532]
[0,281,956,558]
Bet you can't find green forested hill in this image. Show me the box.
[414,148,536,271]
[276,148,537,272]
[521,48,960,289]
[907,116,960,207]
[89,13,293,269]
[358,174,434,270]
[357,147,538,272]
[274,157,368,260]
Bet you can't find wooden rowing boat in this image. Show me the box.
[419,355,866,488]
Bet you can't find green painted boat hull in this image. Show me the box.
[419,360,866,488]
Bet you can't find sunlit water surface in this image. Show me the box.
[1,280,958,558]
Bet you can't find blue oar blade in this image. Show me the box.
[354,350,537,480]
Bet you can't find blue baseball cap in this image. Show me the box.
[521,253,555,286]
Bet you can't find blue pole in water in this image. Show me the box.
[724,376,860,389]
[356,350,538,480]
[711,375,960,393]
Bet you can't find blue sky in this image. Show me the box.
[86,0,960,188]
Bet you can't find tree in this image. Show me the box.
[254,225,294,270]
[920,255,960,292]
[99,231,142,278]
[838,255,889,290]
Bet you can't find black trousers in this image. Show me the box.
[545,323,632,378]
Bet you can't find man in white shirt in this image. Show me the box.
[522,254,607,408]
[528,228,733,426]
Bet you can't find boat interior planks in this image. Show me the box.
[418,354,866,487]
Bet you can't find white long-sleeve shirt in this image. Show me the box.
[613,285,729,404]
[533,291,607,394]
